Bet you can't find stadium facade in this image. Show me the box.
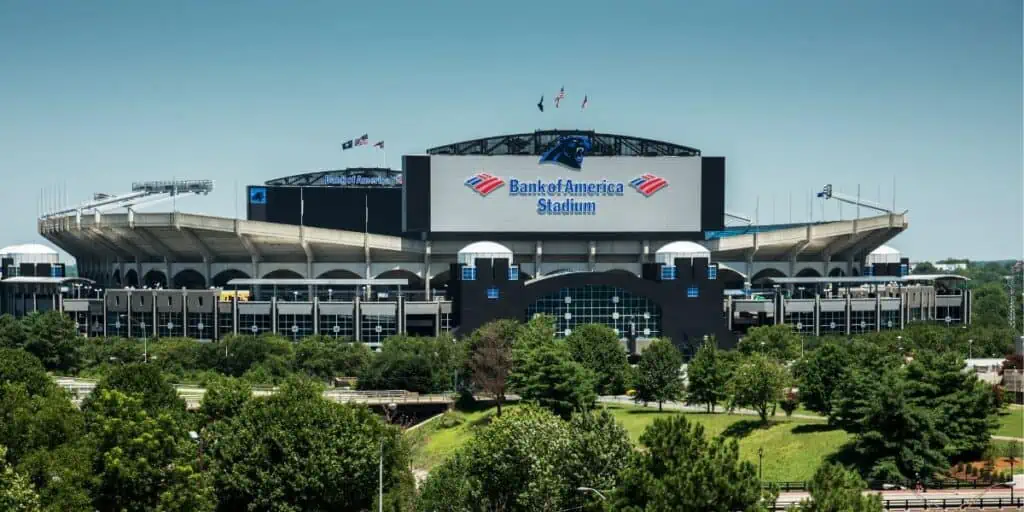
[16,130,970,354]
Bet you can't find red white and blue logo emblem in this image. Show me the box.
[629,174,669,197]
[465,173,505,196]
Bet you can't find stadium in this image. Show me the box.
[13,129,970,354]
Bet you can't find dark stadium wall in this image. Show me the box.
[248,185,404,236]
[448,258,734,354]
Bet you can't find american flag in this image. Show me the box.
[354,134,369,146]
[464,173,505,196]
[629,174,669,197]
[581,95,588,111]
[554,86,565,108]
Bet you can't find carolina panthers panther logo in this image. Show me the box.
[539,136,592,171]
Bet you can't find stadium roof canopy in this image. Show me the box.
[767,274,968,285]
[426,129,702,157]
[38,211,907,267]
[264,167,401,187]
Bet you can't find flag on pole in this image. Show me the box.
[373,141,384,149]
[581,95,588,111]
[554,86,565,108]
[537,95,544,112]
[354,134,369,146]
[342,140,354,150]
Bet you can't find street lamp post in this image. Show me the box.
[758,447,764,481]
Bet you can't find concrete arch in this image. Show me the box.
[124,269,139,287]
[263,269,303,279]
[717,267,746,289]
[376,269,425,290]
[172,269,207,289]
[751,268,786,286]
[795,267,823,278]
[142,269,167,288]
[212,269,250,287]
[317,269,362,279]
[828,267,846,277]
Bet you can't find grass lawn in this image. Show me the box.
[603,404,852,482]
[996,407,1024,439]
[408,402,851,482]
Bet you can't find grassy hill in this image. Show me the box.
[407,403,853,482]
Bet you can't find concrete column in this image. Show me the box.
[424,241,432,300]
[535,241,543,276]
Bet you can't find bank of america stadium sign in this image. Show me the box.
[464,173,669,215]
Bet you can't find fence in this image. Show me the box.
[771,497,1024,510]
[768,478,1010,492]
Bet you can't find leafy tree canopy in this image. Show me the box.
[210,378,406,512]
[633,339,684,411]
[613,415,767,512]
[565,323,629,396]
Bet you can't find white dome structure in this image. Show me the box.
[866,245,901,265]
[655,241,710,265]
[0,243,59,264]
[457,241,513,266]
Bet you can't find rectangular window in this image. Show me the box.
[900,264,909,276]
[863,265,874,276]
[487,287,499,300]
[508,266,519,281]
[660,266,677,280]
[461,266,477,281]
[707,265,718,280]
[687,286,699,298]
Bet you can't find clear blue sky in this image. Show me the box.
[0,0,1020,261]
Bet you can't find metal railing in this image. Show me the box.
[771,497,1024,510]
[767,478,1010,492]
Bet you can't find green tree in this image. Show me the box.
[0,348,54,397]
[209,378,407,512]
[613,415,767,512]
[565,323,629,396]
[727,353,788,423]
[971,283,1010,329]
[293,336,372,379]
[686,338,727,412]
[516,314,558,352]
[22,311,80,373]
[795,340,852,418]
[198,376,251,425]
[790,463,882,512]
[0,383,85,465]
[82,363,184,417]
[0,315,27,349]
[218,335,294,378]
[904,351,998,458]
[467,320,519,416]
[633,339,683,411]
[737,324,802,361]
[0,446,41,512]
[16,441,96,512]
[911,261,939,274]
[88,389,213,512]
[566,408,633,500]
[358,334,463,393]
[510,338,596,419]
[418,405,630,512]
[828,340,901,431]
[854,370,949,482]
